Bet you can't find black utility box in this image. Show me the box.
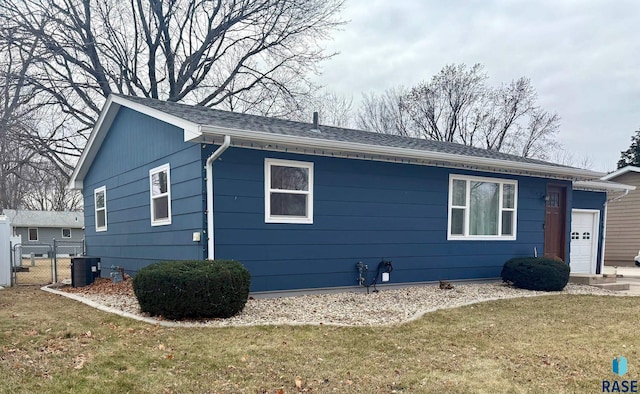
[71,257,101,287]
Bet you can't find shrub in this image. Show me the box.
[501,257,570,291]
[132,260,251,320]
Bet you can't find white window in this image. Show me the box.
[265,158,313,224]
[28,228,38,241]
[448,175,517,240]
[150,163,172,226]
[62,228,72,238]
[95,186,107,232]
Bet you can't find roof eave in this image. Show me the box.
[601,165,640,181]
[574,180,636,192]
[68,95,201,190]
[199,125,604,181]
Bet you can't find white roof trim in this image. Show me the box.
[574,180,636,192]
[69,95,607,190]
[601,165,640,181]
[67,95,200,190]
[199,125,605,180]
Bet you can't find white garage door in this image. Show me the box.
[570,209,599,274]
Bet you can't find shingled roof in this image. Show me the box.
[69,94,607,189]
[118,94,566,168]
[2,209,84,228]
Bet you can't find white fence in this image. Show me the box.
[0,216,10,286]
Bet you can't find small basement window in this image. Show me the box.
[149,163,172,226]
[448,174,518,240]
[62,228,72,238]
[265,158,313,224]
[95,186,107,232]
[28,228,38,241]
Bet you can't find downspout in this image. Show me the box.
[600,189,630,272]
[206,135,231,260]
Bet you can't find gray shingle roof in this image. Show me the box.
[2,210,84,228]
[118,94,570,169]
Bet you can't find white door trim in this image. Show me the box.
[571,209,600,274]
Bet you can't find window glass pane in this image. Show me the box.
[153,196,169,220]
[62,228,71,238]
[270,193,307,216]
[501,211,514,236]
[97,210,106,229]
[452,179,466,206]
[451,208,465,235]
[469,181,499,235]
[503,184,515,208]
[96,191,105,208]
[152,171,168,196]
[29,229,38,241]
[271,166,308,191]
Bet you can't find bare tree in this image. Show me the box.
[22,163,83,211]
[287,89,355,128]
[357,64,561,160]
[0,0,345,135]
[357,87,411,136]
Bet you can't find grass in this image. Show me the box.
[0,286,637,393]
[12,258,71,285]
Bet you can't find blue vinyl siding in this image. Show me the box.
[209,147,553,292]
[83,108,205,275]
[571,190,606,273]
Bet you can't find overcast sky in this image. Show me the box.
[315,0,640,172]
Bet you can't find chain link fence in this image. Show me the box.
[10,239,85,285]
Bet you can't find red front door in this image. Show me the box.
[544,185,567,261]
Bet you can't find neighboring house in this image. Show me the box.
[2,210,85,257]
[68,95,630,293]
[601,166,640,266]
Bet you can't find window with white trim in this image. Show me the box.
[28,228,38,241]
[448,175,517,240]
[94,186,107,232]
[265,158,313,224]
[62,228,72,238]
[150,163,172,226]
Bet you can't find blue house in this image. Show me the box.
[68,95,631,293]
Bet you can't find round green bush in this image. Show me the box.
[501,257,570,291]
[132,260,251,320]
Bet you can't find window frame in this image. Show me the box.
[62,228,72,238]
[94,186,107,232]
[149,163,172,226]
[28,228,38,241]
[264,158,314,224]
[447,174,518,241]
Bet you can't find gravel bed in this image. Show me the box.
[51,282,630,327]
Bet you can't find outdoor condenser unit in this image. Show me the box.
[71,257,101,288]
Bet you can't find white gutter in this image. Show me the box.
[205,135,231,260]
[198,125,604,180]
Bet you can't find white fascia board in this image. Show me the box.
[574,180,636,192]
[67,95,201,190]
[199,125,605,180]
[601,166,640,181]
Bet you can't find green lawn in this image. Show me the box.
[0,286,637,393]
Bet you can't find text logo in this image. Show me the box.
[614,356,629,377]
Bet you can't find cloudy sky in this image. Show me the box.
[315,0,640,172]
